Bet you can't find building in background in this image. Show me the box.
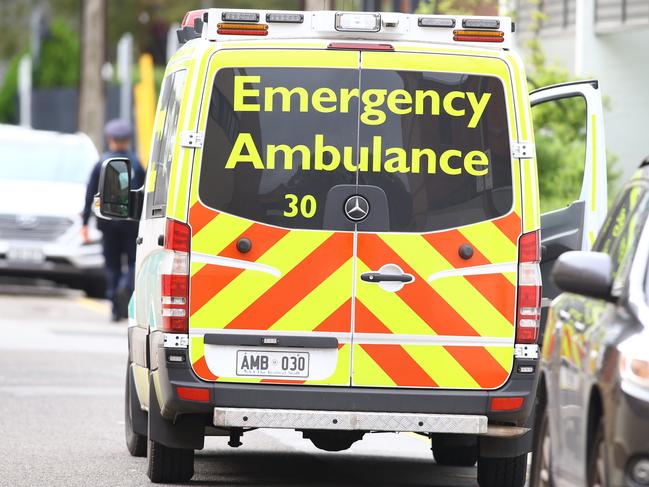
[511,0,649,183]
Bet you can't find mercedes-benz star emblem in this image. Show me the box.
[344,195,370,222]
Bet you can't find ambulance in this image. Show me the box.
[96,8,608,485]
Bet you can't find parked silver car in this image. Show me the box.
[0,125,105,296]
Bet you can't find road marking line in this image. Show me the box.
[76,298,110,315]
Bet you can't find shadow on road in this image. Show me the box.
[187,449,477,487]
[0,276,82,297]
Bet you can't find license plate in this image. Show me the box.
[7,247,45,264]
[236,350,309,378]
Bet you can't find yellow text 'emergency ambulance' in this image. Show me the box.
[96,8,608,485]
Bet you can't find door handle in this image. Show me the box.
[136,236,143,245]
[361,272,413,283]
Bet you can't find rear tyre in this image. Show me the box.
[587,418,608,487]
[124,363,147,457]
[432,444,478,467]
[147,439,195,484]
[477,454,527,487]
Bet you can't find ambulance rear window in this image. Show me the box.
[198,65,512,232]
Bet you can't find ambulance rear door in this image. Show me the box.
[530,81,608,301]
[350,51,522,390]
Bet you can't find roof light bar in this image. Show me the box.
[462,18,500,29]
[222,11,259,23]
[266,12,304,23]
[335,12,381,32]
[217,23,268,36]
[453,29,505,43]
[418,17,456,28]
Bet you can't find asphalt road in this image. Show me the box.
[0,278,484,487]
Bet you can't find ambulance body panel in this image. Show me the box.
[97,8,609,485]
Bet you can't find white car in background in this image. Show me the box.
[0,125,105,297]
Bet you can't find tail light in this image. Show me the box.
[516,231,542,344]
[161,219,190,333]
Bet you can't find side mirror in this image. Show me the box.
[98,157,132,220]
[551,251,614,301]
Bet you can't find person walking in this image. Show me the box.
[81,119,145,322]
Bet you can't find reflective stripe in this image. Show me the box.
[591,114,597,212]
[191,231,332,329]
[427,262,517,283]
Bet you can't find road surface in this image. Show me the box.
[0,278,485,487]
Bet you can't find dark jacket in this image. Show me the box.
[82,150,145,232]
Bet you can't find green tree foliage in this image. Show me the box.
[0,17,79,123]
[33,18,80,88]
[416,0,496,15]
[0,55,21,124]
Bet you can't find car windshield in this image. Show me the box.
[0,136,96,184]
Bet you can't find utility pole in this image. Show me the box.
[78,0,106,150]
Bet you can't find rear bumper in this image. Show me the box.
[144,330,537,455]
[149,332,539,427]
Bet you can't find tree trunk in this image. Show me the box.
[78,0,106,151]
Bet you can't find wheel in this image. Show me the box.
[147,439,195,483]
[530,400,554,487]
[432,442,477,467]
[477,454,527,487]
[124,362,147,457]
[587,418,608,487]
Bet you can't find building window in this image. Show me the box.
[516,0,576,33]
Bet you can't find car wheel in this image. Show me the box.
[587,418,608,487]
[432,442,477,467]
[530,401,554,487]
[125,362,147,457]
[477,454,527,487]
[147,439,195,483]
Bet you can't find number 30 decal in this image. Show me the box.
[284,194,317,218]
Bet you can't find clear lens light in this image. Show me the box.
[222,11,259,22]
[162,308,187,317]
[519,262,542,286]
[266,13,303,23]
[463,18,500,29]
[419,17,455,28]
[619,334,649,389]
[335,12,381,32]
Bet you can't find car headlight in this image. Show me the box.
[619,334,649,396]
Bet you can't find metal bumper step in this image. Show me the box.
[213,407,488,434]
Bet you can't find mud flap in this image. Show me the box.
[479,405,535,458]
[148,375,205,450]
[128,363,148,437]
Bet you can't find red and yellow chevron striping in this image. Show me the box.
[187,203,519,390]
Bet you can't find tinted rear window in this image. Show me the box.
[198,64,512,232]
[357,70,512,232]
